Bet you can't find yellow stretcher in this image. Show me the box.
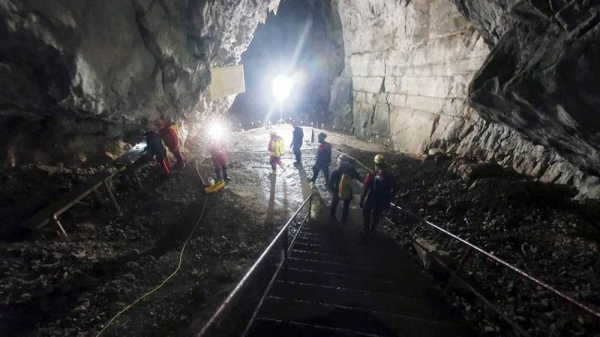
[204,180,226,194]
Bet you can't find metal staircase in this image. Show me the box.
[245,216,474,337]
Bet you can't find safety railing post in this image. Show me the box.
[308,195,312,223]
[52,215,69,241]
[104,178,121,212]
[444,247,473,295]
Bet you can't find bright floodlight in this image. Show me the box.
[208,122,224,140]
[273,75,293,103]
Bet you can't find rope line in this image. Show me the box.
[96,161,209,336]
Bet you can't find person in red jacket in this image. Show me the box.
[155,119,186,168]
[209,138,229,182]
[360,154,398,235]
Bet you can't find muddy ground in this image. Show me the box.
[1,125,599,336]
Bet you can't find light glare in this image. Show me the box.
[273,75,293,103]
[208,122,224,140]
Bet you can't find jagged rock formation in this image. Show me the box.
[331,0,600,198]
[0,0,279,167]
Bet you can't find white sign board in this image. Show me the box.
[208,65,245,100]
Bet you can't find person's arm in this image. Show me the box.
[360,173,373,207]
[169,128,180,149]
[329,170,339,192]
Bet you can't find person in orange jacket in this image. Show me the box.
[155,119,186,168]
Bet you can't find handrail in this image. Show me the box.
[197,193,313,336]
[331,146,600,321]
[392,203,600,320]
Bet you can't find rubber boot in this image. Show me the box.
[223,166,230,181]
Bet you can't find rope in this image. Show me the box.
[96,161,209,336]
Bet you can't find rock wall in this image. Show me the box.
[332,0,600,199]
[0,0,279,167]
[333,0,488,152]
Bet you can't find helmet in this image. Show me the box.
[374,154,385,164]
[154,119,166,127]
[337,154,349,163]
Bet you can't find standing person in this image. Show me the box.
[308,132,332,187]
[268,131,286,176]
[143,130,170,176]
[209,137,229,182]
[290,120,304,166]
[329,155,362,224]
[155,119,186,168]
[360,154,398,235]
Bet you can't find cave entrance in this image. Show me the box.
[229,0,344,126]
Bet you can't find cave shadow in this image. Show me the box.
[295,164,312,201]
[266,176,277,223]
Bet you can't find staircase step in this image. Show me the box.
[271,280,461,322]
[279,266,436,299]
[258,296,471,337]
[248,317,387,337]
[285,256,425,282]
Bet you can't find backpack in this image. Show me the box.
[339,173,353,200]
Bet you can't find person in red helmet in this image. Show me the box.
[155,119,186,168]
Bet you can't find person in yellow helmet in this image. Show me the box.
[360,154,398,235]
[268,131,286,175]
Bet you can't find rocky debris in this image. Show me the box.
[386,155,600,336]
[448,158,506,182]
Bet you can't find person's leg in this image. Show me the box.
[214,165,222,181]
[294,147,301,164]
[277,157,286,171]
[269,156,277,174]
[371,209,384,232]
[311,165,319,183]
[330,195,340,218]
[222,165,229,181]
[323,166,330,186]
[362,210,371,234]
[341,199,351,224]
[156,154,170,176]
[171,149,185,166]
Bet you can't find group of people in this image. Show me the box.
[145,118,397,234]
[143,119,186,177]
[269,122,398,234]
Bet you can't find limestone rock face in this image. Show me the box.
[333,0,488,151]
[333,0,600,198]
[456,0,600,173]
[0,0,279,166]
